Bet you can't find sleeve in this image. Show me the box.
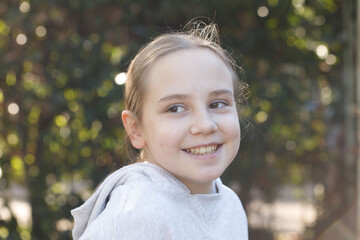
[78,212,173,240]
[77,209,118,240]
[77,186,126,240]
[116,212,173,240]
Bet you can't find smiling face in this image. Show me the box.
[123,48,241,194]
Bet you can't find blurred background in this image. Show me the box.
[0,0,358,239]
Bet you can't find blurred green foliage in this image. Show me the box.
[0,0,352,239]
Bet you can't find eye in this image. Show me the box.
[167,104,186,113]
[209,100,228,109]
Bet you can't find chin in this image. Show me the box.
[197,170,223,182]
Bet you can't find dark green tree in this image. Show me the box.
[0,0,351,239]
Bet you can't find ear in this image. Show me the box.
[122,110,145,149]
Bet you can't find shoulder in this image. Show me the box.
[111,180,176,239]
[215,183,248,238]
[79,178,175,239]
[113,176,181,217]
[218,183,247,217]
[76,163,187,240]
[220,183,241,202]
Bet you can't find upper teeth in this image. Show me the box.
[185,145,218,155]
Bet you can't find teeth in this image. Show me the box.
[185,145,219,155]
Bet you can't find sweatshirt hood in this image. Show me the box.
[71,163,218,239]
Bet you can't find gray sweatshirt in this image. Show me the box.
[71,163,248,240]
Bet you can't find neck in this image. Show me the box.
[142,160,215,194]
[180,178,214,194]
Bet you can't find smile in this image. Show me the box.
[183,145,219,155]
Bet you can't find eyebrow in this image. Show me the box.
[157,94,188,103]
[209,89,234,98]
[157,89,233,103]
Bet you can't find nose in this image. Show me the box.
[190,110,218,135]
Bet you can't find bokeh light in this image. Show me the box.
[0,226,9,239]
[7,134,19,145]
[325,54,337,65]
[257,6,269,17]
[321,86,332,105]
[292,0,305,8]
[315,44,328,59]
[8,103,20,115]
[114,72,127,85]
[285,140,297,151]
[314,15,326,26]
[255,111,268,123]
[16,33,27,45]
[35,26,47,38]
[19,1,30,13]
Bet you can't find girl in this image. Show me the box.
[71,22,249,240]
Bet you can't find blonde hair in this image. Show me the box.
[124,22,248,162]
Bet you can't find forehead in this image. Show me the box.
[144,48,234,98]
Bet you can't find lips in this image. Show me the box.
[183,144,220,155]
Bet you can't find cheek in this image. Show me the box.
[222,114,240,132]
[233,124,241,149]
[222,115,241,145]
[145,119,185,149]
[160,126,185,146]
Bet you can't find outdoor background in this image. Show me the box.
[0,0,358,239]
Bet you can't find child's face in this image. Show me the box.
[139,48,240,194]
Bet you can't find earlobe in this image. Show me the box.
[121,110,145,149]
